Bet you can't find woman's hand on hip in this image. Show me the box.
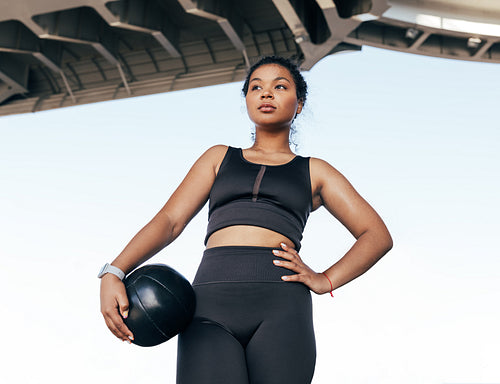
[272,243,331,295]
[100,274,134,343]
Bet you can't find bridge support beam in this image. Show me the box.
[176,0,250,67]
[271,0,388,69]
[33,6,131,94]
[104,0,181,58]
[0,53,29,104]
[0,21,75,103]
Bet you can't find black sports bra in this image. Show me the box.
[205,146,312,250]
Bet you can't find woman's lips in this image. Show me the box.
[258,104,276,112]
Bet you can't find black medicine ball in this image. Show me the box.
[123,264,196,347]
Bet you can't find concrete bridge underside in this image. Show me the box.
[0,0,499,116]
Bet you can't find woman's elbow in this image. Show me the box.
[381,229,393,254]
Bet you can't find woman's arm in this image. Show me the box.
[312,158,393,291]
[109,145,227,274]
[273,157,392,295]
[100,145,228,341]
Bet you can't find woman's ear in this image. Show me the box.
[296,99,304,116]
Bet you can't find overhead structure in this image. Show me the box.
[0,0,499,116]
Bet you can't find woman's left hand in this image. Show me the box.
[272,243,332,295]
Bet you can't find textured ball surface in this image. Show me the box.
[123,264,196,347]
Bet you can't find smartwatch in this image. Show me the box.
[97,263,125,281]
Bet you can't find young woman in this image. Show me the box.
[99,56,393,383]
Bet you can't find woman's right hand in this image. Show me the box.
[100,274,134,343]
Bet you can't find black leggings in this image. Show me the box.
[176,247,316,384]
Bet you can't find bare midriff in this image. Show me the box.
[205,225,295,249]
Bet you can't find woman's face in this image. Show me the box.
[245,64,303,130]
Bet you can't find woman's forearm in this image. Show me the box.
[110,211,181,274]
[324,228,393,291]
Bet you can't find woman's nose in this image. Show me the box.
[261,89,273,98]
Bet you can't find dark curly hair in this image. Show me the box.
[242,56,308,106]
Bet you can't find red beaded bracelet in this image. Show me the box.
[322,272,334,297]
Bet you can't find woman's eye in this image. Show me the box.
[276,84,287,90]
[251,85,261,91]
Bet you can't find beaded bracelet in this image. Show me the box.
[322,272,334,297]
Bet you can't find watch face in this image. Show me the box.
[98,263,110,278]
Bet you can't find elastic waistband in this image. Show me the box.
[193,246,295,286]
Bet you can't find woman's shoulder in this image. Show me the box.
[310,156,337,172]
[309,156,348,183]
[197,145,231,171]
[204,144,230,156]
[197,144,232,159]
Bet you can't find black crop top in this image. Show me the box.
[205,146,312,250]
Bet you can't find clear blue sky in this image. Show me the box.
[1,46,499,384]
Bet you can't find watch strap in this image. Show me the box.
[98,263,125,280]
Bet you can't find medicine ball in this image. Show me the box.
[123,264,196,347]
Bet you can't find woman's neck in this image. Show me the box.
[251,127,292,154]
